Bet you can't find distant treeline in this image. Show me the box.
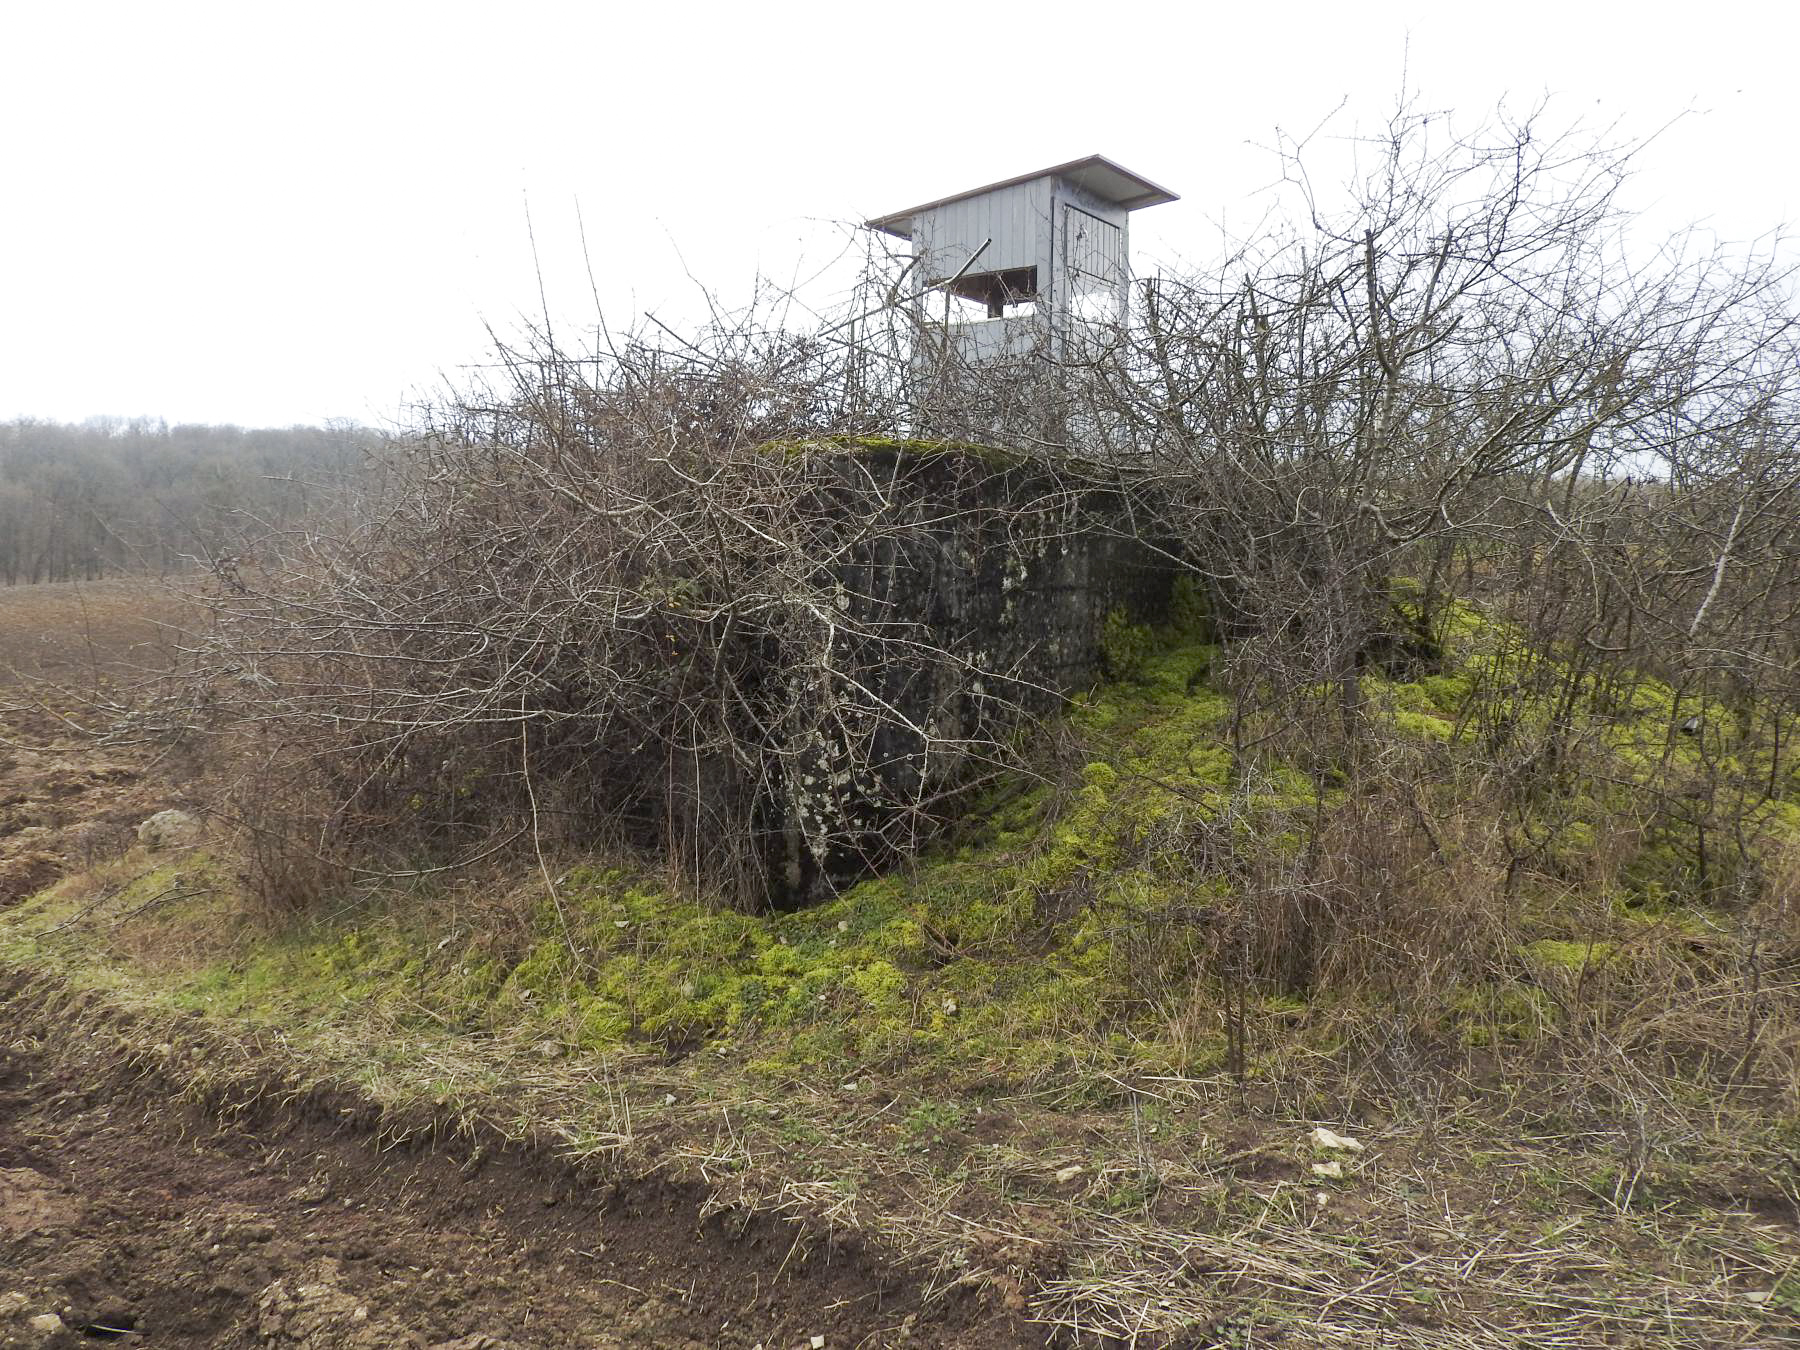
[0,417,385,585]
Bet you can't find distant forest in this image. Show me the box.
[0,418,385,585]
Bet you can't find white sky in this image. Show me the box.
[3,0,1793,429]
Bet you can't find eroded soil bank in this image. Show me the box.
[0,1001,1031,1349]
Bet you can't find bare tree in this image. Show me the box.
[1080,100,1797,745]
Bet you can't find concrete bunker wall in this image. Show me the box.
[769,442,1172,902]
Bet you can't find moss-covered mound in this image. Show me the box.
[64,590,1789,1091]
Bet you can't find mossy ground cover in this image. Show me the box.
[10,596,1796,1087]
[3,597,1797,1345]
[117,628,1265,1087]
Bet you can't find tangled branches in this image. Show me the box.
[188,318,1168,910]
[185,99,1799,937]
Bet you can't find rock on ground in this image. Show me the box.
[135,809,202,851]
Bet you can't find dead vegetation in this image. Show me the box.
[3,98,1799,1346]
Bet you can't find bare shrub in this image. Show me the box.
[184,306,1166,911]
[1095,101,1799,776]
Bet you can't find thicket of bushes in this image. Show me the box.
[152,105,1797,1097]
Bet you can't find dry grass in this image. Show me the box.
[16,869,1800,1347]
[1022,1067,1798,1347]
[6,736,1798,1346]
[2,573,1796,1345]
[6,885,1798,1347]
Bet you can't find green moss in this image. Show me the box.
[1099,608,1155,681]
[1523,938,1615,971]
[14,581,1796,1102]
[1168,573,1211,639]
[1420,672,1474,710]
[1392,708,1455,742]
[1451,983,1557,1045]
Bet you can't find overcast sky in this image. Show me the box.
[3,1,1793,429]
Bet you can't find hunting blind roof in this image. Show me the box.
[867,154,1179,240]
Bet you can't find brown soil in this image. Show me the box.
[0,1009,1036,1349]
[0,578,183,692]
[0,747,162,906]
[0,579,191,913]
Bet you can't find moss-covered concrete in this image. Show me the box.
[766,434,1176,899]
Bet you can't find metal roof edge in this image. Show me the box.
[866,154,1179,239]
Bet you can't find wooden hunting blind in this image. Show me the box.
[868,154,1177,367]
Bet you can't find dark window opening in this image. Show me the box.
[948,265,1039,319]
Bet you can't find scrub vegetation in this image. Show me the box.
[36,593,1797,1087]
[7,588,1798,1344]
[5,99,1799,1346]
